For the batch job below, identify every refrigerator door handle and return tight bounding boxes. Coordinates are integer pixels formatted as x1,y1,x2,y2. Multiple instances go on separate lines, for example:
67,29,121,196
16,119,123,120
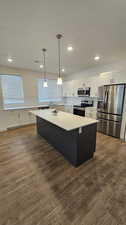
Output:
104,91,106,102
104,90,107,107
104,90,109,110
107,90,109,103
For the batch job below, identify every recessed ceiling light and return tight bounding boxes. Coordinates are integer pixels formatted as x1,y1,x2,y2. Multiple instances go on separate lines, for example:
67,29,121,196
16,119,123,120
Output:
40,64,43,68
62,68,65,72
94,55,100,61
67,46,73,51
8,58,13,63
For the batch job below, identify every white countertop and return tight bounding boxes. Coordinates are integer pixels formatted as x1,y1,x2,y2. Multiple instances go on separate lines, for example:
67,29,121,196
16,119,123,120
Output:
3,103,65,111
3,105,49,111
30,109,98,131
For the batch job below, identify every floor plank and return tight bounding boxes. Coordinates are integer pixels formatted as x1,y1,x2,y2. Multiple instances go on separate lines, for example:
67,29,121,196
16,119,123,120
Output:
0,125,126,225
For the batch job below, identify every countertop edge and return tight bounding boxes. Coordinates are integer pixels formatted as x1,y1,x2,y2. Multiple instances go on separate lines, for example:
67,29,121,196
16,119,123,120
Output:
31,109,98,131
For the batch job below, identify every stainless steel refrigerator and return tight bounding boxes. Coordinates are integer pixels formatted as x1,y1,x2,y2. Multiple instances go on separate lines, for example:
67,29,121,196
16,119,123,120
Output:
97,84,125,138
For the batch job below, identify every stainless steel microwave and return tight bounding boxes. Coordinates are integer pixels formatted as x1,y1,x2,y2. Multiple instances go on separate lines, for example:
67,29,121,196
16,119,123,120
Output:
77,88,90,96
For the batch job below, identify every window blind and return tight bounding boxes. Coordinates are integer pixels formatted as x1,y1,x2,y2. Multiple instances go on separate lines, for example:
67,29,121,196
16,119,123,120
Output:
38,78,62,102
1,75,24,104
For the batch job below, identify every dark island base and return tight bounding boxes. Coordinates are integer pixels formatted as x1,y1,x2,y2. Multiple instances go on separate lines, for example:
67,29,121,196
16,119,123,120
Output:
37,116,97,167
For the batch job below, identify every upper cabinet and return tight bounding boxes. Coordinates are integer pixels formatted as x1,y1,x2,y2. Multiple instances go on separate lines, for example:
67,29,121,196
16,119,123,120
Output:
63,79,100,98
63,81,74,97
63,80,83,97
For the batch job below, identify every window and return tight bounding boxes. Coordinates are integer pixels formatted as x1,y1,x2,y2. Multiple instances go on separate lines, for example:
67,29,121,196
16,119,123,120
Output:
38,78,62,102
1,75,24,104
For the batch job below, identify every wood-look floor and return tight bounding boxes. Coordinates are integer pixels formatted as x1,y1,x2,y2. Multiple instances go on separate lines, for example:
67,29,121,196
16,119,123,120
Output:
0,125,126,225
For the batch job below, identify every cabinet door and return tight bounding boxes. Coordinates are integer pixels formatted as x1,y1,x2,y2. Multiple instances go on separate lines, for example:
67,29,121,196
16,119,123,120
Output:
91,112,97,119
20,110,36,125
6,111,19,128
72,80,84,96
63,81,68,97
19,110,29,125
85,108,97,119
85,112,90,118
63,81,74,97
0,111,8,131
28,111,36,123
64,105,73,113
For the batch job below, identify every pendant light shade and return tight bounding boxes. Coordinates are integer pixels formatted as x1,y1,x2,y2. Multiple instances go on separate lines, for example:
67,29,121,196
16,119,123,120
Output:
56,34,63,85
57,77,63,85
42,48,48,88
43,80,48,87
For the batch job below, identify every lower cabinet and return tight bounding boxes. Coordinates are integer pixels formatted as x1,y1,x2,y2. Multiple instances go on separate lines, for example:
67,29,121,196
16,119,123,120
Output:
0,105,74,132
19,110,36,126
64,105,73,113
85,107,97,119
0,109,36,131
5,111,20,128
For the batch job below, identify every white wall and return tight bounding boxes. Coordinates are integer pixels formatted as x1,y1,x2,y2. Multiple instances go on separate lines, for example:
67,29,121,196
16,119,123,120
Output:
0,78,3,108
0,65,60,109
64,61,126,97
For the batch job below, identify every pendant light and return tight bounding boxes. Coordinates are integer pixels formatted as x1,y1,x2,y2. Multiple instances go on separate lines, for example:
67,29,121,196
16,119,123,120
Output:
42,48,48,88
56,34,63,85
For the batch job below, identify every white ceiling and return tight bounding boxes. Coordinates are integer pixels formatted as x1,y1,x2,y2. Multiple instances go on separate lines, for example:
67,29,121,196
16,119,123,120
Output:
0,0,126,75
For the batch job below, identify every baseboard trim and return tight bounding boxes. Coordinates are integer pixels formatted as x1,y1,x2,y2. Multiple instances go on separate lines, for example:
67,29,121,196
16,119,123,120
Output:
7,123,36,130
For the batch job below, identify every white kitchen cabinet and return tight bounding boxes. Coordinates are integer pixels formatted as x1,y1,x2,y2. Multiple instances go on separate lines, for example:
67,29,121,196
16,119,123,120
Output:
63,78,100,98
72,80,84,96
64,105,73,114
72,81,78,97
0,110,21,130
19,110,31,126
17,110,36,126
62,82,66,97
63,80,75,97
5,111,20,128
63,81,75,97
0,110,8,131
85,107,97,119
63,80,87,97
0,109,36,131
28,111,36,123
63,81,69,97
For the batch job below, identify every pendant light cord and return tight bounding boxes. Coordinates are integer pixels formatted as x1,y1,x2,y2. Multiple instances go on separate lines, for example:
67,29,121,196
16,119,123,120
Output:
58,38,61,78
42,48,46,81
56,34,62,79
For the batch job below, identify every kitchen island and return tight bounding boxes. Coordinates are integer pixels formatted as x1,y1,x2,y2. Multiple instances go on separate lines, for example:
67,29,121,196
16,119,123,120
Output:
31,109,98,167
